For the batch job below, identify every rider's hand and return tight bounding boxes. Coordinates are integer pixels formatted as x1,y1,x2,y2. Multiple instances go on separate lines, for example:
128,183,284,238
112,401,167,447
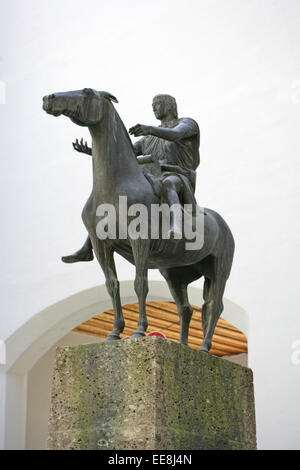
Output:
129,124,152,137
72,138,91,155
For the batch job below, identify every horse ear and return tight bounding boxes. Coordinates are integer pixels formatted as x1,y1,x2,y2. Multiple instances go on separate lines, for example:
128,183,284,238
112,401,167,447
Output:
102,91,119,104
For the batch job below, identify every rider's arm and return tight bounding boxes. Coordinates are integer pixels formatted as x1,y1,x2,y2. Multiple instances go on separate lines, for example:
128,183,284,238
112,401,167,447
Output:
129,119,199,143
149,119,198,142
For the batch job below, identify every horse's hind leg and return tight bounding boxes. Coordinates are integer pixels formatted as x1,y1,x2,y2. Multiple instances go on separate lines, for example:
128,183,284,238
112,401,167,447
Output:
160,266,201,345
90,236,125,340
201,277,211,339
200,271,226,353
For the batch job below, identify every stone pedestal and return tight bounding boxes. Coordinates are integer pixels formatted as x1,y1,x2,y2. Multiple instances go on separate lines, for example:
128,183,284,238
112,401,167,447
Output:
48,337,256,450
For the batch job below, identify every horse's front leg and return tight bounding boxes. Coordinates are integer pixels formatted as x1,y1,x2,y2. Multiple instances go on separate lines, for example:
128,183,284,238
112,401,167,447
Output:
130,239,150,338
90,235,125,340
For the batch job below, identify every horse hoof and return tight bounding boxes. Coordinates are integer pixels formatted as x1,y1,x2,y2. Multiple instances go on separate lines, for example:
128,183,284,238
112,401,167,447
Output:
130,332,146,339
200,347,210,354
105,334,121,342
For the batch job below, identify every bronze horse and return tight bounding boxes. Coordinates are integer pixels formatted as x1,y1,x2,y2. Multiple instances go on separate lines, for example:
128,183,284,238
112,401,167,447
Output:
43,88,234,353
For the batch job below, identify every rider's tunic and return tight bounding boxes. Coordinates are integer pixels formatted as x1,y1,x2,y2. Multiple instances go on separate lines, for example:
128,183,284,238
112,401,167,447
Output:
138,118,200,203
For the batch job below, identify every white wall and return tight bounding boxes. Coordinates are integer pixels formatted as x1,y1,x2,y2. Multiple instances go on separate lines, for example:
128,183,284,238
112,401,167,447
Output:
1,0,300,449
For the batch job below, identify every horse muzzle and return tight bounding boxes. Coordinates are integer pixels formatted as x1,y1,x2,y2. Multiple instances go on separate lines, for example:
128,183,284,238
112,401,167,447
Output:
42,94,62,116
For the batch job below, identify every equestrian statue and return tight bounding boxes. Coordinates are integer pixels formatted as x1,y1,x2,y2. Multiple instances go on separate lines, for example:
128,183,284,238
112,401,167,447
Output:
43,88,234,353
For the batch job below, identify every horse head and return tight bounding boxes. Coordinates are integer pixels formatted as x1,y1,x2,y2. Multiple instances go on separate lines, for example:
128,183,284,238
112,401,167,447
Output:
43,88,118,127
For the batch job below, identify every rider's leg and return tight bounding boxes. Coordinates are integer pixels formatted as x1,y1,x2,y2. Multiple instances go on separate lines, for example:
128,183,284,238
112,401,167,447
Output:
61,235,93,263
161,175,183,238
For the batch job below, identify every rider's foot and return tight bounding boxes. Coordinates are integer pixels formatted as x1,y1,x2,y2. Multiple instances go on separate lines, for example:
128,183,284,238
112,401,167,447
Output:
61,248,94,263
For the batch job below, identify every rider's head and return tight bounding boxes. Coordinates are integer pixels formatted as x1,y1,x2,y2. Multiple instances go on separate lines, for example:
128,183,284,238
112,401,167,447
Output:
152,94,178,121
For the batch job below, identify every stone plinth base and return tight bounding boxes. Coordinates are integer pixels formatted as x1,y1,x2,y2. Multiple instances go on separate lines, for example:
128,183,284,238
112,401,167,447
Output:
48,337,256,450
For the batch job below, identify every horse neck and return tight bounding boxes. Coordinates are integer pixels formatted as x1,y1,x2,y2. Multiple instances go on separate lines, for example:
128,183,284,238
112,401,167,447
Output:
89,104,144,197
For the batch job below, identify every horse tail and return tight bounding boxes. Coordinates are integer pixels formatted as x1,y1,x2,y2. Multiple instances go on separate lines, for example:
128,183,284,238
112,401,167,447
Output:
222,226,235,279
207,208,235,279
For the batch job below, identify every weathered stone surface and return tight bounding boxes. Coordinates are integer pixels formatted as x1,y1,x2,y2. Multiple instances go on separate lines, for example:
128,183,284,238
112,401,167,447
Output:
48,337,256,450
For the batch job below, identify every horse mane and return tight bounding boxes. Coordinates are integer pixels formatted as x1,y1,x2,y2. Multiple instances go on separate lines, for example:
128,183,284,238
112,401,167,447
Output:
109,103,136,156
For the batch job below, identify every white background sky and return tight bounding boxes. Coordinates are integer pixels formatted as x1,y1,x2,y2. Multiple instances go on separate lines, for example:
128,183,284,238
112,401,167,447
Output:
1,0,300,449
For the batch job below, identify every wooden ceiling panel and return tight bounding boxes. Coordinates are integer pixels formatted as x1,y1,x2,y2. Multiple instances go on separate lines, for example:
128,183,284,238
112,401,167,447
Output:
73,301,248,357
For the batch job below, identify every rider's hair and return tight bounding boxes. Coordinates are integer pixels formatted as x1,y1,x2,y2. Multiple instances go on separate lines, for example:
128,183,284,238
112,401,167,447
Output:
153,94,178,119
